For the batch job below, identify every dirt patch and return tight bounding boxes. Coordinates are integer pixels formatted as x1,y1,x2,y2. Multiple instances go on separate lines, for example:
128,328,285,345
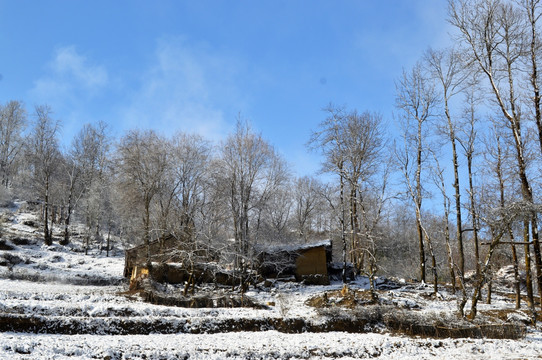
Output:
306,287,377,309
307,288,526,340
0,312,371,335
385,315,526,339
129,277,265,309
22,220,37,228
142,289,267,309
9,237,36,246
0,240,14,250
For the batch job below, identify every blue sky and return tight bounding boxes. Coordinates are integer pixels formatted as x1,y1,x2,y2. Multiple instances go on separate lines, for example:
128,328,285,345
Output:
0,0,451,176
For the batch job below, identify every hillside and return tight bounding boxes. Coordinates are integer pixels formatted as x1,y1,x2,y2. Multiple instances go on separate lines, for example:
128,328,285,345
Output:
0,202,541,359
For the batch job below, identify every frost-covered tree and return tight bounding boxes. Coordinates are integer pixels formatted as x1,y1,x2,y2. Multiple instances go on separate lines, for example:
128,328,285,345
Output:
117,129,168,265
395,62,439,283
61,122,110,246
26,105,61,246
213,119,289,290
0,100,26,188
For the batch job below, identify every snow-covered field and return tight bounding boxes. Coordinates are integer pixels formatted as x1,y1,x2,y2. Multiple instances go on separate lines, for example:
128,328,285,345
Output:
0,204,541,359
3,330,542,360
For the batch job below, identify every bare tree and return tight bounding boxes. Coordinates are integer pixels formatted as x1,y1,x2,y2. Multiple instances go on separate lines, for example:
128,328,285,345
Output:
395,62,439,283
117,129,169,266
309,105,386,280
457,83,482,280
308,105,348,282
0,100,26,188
26,105,61,246
258,184,293,243
357,161,392,300
214,119,288,290
61,122,109,246
425,47,469,282
341,110,386,273
293,176,323,241
431,153,457,292
168,133,211,244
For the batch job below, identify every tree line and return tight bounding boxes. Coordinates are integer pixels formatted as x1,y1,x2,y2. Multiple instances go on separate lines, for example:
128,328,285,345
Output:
2,0,542,321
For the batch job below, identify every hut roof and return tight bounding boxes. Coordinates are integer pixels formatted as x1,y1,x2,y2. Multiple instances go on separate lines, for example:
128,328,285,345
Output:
257,239,331,254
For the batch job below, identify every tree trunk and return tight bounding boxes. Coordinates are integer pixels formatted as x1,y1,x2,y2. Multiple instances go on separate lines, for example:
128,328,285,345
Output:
527,4,542,303
350,186,361,273
106,226,111,257
451,142,464,287
340,171,347,283
445,226,456,292
486,280,492,304
44,175,52,246
415,213,425,283
523,220,536,322
467,154,481,279
429,237,438,296
527,0,542,163
437,153,456,292
415,115,425,283
511,240,521,309
61,188,74,246
144,196,151,268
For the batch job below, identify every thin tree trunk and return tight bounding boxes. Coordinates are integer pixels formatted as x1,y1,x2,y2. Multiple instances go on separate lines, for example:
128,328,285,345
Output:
62,187,74,246
428,236,438,296
415,115,426,283
44,175,52,246
527,0,542,161
511,240,521,309
467,153,481,279
144,197,151,268
106,225,111,257
340,171,347,283
487,280,492,304
527,4,542,302
452,144,464,286
442,191,456,292
523,220,536,322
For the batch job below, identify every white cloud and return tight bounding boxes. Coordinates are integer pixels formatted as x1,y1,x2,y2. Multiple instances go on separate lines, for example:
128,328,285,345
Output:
52,46,108,89
31,46,108,105
118,36,243,141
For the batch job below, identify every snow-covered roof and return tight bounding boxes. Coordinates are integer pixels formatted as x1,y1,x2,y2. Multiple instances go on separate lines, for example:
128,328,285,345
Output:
257,239,331,254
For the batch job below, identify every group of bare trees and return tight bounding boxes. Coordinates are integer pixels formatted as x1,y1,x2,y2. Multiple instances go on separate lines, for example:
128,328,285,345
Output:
382,0,542,320
0,102,111,251
302,0,542,321
0,107,334,289
112,120,340,289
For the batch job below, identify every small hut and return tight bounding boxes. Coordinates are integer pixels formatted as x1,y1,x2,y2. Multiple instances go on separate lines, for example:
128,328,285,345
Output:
257,240,332,283
123,234,182,277
124,234,226,286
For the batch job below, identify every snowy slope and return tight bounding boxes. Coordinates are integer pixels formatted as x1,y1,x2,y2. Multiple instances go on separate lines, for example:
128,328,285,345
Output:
0,204,541,359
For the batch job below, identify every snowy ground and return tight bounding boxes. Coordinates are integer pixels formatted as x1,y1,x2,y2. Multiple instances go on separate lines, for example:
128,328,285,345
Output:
3,330,542,360
0,204,541,359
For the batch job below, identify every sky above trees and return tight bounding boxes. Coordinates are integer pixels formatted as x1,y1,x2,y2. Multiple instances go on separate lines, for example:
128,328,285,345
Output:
0,0,450,176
